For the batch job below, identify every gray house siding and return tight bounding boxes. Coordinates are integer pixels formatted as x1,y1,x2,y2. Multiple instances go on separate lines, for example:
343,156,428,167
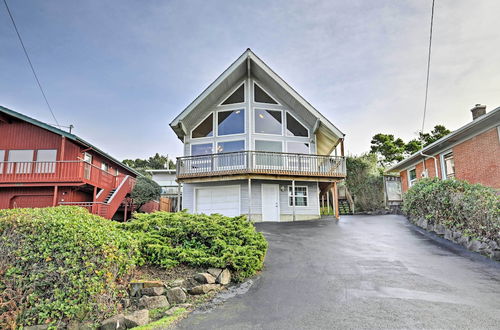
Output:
182,180,320,222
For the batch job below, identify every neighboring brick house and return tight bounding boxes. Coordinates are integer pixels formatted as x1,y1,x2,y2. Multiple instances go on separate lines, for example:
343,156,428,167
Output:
389,105,500,192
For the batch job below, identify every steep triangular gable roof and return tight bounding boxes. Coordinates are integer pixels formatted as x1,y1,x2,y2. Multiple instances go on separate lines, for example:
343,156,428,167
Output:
0,105,140,176
169,49,344,145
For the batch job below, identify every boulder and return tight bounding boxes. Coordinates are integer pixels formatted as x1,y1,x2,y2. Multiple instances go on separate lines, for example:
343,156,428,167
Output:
434,224,446,236
452,231,462,241
492,251,500,261
142,286,166,296
167,287,187,304
487,240,499,250
138,295,169,309
216,269,231,285
187,284,221,295
129,282,143,297
467,239,482,252
100,314,126,330
444,229,453,240
124,309,149,328
170,279,185,288
207,268,223,278
194,273,216,284
427,224,434,233
457,236,469,247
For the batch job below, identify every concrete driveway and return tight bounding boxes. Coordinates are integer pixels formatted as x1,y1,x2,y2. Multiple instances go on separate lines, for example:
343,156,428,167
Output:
177,215,500,329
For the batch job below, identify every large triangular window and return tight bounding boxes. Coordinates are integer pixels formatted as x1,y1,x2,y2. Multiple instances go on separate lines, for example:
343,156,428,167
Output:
286,113,308,137
192,114,213,138
221,84,245,105
254,83,278,104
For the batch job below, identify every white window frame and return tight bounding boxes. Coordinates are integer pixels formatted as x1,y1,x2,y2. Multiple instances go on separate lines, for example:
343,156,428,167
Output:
0,150,5,174
407,167,417,187
440,149,455,180
288,185,308,207
215,139,246,169
253,108,284,136
7,149,34,174
35,149,57,174
219,82,246,106
253,81,280,105
190,112,215,140
101,162,109,172
285,111,310,138
286,141,311,154
216,108,246,137
190,142,214,156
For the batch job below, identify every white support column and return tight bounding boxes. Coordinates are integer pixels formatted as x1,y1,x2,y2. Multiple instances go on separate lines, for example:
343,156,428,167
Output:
327,190,330,214
292,180,296,221
248,178,252,221
177,182,181,212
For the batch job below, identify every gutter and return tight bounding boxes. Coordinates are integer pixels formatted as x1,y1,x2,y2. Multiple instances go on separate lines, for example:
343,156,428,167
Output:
419,151,439,178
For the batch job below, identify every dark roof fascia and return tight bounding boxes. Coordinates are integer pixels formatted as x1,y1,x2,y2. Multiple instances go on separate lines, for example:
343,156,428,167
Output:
0,105,141,177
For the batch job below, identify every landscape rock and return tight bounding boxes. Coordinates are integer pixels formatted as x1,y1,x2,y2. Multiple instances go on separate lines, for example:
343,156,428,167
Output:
427,224,434,233
216,269,231,285
167,287,187,304
129,282,143,297
207,268,223,278
170,279,185,288
188,284,221,295
452,231,462,241
165,306,186,316
100,314,126,330
142,286,166,296
492,251,500,261
124,309,149,328
444,229,453,240
467,239,482,252
194,273,216,284
138,295,170,309
457,236,469,247
434,224,446,236
487,240,498,250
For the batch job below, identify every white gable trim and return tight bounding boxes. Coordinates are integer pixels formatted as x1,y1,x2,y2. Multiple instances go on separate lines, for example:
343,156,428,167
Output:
170,49,344,141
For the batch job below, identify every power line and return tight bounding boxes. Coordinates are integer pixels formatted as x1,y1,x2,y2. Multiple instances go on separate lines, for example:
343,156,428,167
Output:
2,0,60,128
421,0,435,135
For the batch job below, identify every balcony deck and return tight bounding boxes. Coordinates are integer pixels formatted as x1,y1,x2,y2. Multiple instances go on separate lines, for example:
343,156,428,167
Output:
0,160,123,190
177,151,346,181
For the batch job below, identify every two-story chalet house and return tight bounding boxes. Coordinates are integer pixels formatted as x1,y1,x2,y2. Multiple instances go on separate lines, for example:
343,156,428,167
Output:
0,106,139,219
170,49,346,221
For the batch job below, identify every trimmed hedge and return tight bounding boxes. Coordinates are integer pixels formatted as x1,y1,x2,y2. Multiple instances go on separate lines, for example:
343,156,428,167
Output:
0,207,140,329
120,211,268,282
402,178,500,241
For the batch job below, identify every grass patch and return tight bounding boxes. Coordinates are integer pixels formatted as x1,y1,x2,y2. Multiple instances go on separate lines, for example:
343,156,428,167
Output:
134,308,187,330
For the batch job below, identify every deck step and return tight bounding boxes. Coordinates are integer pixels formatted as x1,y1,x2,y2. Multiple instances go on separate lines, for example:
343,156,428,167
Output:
103,189,116,203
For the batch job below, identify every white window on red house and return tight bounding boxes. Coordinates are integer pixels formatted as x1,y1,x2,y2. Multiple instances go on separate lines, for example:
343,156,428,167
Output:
101,162,109,172
408,168,417,186
36,149,57,173
7,149,34,174
443,152,455,179
0,150,5,174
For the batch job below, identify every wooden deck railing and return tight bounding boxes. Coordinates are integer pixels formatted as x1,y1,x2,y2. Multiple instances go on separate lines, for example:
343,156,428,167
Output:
0,160,121,190
177,151,346,179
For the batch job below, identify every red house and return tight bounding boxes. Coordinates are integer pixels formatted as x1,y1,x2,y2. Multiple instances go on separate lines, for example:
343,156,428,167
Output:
0,105,139,219
389,105,500,192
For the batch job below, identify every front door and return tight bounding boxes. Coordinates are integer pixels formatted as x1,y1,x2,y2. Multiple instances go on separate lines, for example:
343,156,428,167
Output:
262,184,280,221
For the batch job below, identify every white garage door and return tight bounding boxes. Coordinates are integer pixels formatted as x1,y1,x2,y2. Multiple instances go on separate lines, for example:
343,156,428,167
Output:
195,185,240,217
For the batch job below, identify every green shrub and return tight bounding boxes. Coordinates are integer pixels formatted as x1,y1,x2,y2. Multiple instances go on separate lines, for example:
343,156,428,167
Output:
402,178,500,240
0,206,140,328
120,211,268,282
346,154,385,211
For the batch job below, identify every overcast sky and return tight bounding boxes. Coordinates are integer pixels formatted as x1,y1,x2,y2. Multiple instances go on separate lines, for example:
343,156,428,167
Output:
1,0,499,161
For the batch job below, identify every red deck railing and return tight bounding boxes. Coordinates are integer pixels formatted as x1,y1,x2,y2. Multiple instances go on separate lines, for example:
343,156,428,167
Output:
0,160,121,190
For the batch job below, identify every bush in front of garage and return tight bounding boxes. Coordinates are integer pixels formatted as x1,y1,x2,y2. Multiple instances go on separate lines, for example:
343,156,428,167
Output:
120,211,268,282
402,178,500,241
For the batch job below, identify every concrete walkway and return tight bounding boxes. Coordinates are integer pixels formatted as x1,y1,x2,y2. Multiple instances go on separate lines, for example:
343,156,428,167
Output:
177,215,500,329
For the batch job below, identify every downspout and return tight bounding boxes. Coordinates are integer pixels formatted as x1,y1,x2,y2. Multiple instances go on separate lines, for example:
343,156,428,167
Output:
419,151,439,178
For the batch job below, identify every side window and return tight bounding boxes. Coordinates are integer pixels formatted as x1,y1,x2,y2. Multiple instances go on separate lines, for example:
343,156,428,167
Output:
0,150,4,174
221,84,245,105
288,186,308,206
217,109,244,136
7,149,34,174
36,149,57,173
408,168,417,187
191,143,213,156
254,109,282,135
192,114,214,139
254,83,278,104
286,113,308,137
443,152,455,179
101,162,109,172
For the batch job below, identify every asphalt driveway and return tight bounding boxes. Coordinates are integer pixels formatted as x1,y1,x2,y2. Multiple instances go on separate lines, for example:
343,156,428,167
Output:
177,215,500,329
